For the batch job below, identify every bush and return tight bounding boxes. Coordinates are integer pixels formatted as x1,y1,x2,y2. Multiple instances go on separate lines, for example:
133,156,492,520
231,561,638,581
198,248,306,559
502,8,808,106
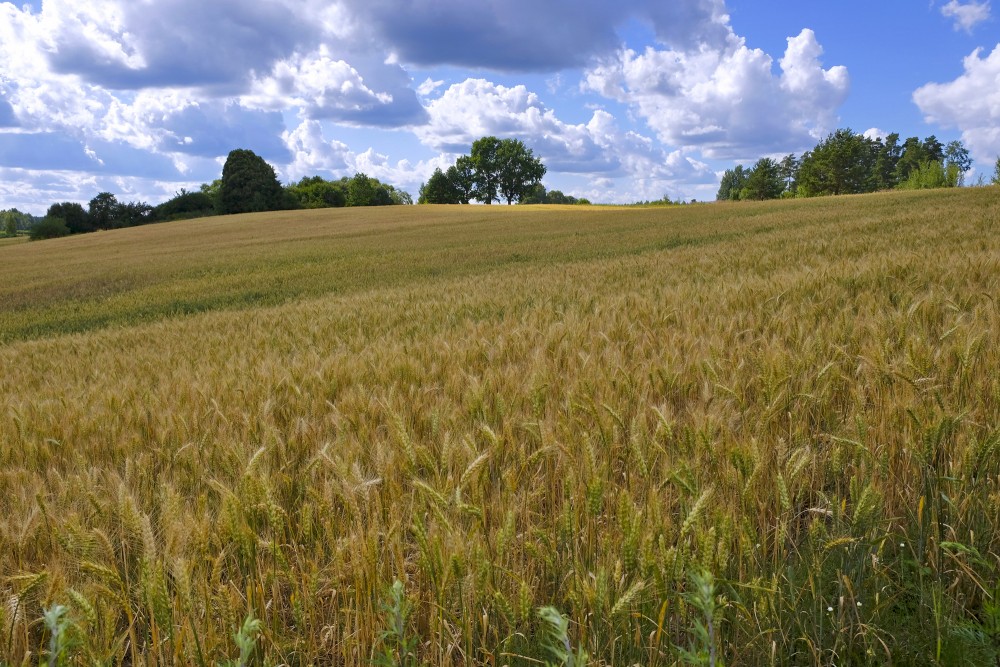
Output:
29,216,71,240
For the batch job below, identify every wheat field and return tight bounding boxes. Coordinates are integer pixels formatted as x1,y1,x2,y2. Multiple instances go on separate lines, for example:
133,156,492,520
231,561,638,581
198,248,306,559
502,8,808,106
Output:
1,189,999,665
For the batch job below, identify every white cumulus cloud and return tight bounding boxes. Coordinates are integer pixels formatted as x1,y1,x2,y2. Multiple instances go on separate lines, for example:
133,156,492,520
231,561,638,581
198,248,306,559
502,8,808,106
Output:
940,0,991,32
913,44,1000,161
583,28,848,159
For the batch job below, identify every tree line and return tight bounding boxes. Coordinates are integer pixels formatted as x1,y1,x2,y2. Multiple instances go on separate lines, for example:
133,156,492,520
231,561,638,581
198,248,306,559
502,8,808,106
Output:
718,129,1000,201
25,148,412,241
418,136,546,205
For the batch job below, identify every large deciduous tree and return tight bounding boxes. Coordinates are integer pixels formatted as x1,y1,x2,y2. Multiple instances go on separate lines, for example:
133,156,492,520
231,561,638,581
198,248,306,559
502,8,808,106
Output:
218,149,287,215
716,165,748,201
419,168,461,204
46,202,91,234
448,157,476,204
496,138,546,205
88,192,119,230
470,136,503,204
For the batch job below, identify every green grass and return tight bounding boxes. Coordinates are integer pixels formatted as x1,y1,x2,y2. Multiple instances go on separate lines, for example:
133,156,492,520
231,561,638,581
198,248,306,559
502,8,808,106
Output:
1,189,1000,665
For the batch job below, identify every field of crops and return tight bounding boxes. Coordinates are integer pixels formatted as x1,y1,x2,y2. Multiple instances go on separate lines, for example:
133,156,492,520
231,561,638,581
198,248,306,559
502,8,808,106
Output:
2,189,999,665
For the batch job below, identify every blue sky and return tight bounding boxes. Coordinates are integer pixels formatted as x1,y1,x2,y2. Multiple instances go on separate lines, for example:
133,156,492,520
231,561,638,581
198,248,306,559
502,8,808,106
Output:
1,0,998,214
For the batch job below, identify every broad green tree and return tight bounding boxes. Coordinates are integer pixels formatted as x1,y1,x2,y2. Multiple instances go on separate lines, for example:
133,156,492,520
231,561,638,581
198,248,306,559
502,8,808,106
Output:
88,192,119,229
218,149,287,215
448,158,476,204
47,202,91,234
347,173,376,206
287,176,347,209
991,157,1000,185
29,216,70,240
496,138,546,205
945,140,972,185
418,168,461,204
716,165,748,201
470,136,503,204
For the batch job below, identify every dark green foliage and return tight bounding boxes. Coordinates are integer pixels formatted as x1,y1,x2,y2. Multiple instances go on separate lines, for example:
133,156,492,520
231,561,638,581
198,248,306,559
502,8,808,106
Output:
519,183,547,204
496,138,546,205
741,157,784,200
347,173,384,206
153,189,217,221
945,141,972,185
716,165,748,201
797,129,873,196
425,138,546,205
518,186,584,205
88,192,119,229
993,157,1000,185
1,208,32,236
872,133,902,190
217,148,288,215
47,202,92,234
29,216,70,240
418,168,462,204
88,192,153,229
470,136,503,204
723,131,970,201
779,154,799,194
449,157,476,204
287,176,347,209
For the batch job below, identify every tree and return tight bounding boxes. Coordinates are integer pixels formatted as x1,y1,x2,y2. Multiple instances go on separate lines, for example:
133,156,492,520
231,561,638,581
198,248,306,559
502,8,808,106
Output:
116,201,154,227
418,168,461,204
496,138,546,205
470,136,502,204
944,140,972,185
716,165,748,201
991,157,1000,185
29,216,70,241
45,202,90,234
742,158,784,200
872,133,902,190
778,154,799,195
347,173,379,206
218,149,287,215
153,189,218,221
287,176,347,209
88,192,119,229
448,158,476,204
796,129,871,196
2,213,15,237
520,184,548,204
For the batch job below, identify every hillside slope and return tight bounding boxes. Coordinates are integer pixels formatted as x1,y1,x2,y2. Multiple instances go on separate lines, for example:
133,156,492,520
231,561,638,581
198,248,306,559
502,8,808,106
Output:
2,189,1000,665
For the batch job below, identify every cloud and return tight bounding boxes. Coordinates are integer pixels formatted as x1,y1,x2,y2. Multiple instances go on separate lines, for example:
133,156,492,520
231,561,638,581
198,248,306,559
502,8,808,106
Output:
0,97,18,127
416,78,715,188
940,0,991,32
349,0,731,71
583,28,849,159
42,0,317,89
863,127,887,141
243,49,427,126
281,119,449,195
913,44,1000,160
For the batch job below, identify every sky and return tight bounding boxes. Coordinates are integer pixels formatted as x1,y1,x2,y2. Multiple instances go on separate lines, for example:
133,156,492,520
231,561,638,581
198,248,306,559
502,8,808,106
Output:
1,0,998,214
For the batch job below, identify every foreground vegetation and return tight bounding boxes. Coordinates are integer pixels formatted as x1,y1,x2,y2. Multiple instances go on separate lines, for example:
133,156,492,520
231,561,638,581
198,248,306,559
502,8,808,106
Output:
1,189,999,665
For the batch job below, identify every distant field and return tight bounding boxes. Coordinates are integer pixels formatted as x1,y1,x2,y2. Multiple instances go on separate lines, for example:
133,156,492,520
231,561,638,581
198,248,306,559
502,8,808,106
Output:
0,235,27,247
2,189,999,665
